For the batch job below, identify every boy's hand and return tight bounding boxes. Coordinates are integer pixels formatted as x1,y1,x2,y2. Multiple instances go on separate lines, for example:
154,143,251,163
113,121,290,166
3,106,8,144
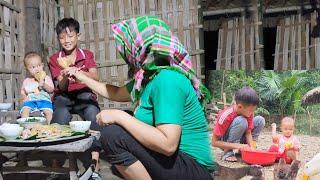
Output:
238,144,250,150
64,66,86,82
60,69,69,77
61,67,80,82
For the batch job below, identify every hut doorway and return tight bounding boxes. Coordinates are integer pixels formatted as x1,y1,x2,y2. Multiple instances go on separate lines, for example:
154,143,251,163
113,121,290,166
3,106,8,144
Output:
204,30,219,70
203,16,263,70
263,27,277,70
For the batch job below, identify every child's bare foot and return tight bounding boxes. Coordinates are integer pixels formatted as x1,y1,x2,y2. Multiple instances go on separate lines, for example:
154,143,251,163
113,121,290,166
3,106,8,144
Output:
91,151,101,179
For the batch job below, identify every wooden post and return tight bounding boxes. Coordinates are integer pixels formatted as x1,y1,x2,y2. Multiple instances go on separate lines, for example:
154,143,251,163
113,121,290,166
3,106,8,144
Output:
225,20,233,69
274,22,280,70
234,18,240,70
306,20,310,69
249,19,255,70
252,0,262,69
24,0,41,53
297,13,302,69
290,15,296,69
283,17,290,70
278,19,285,70
307,108,312,135
240,16,246,69
311,12,317,68
301,15,307,69
217,28,222,70
245,17,251,70
221,21,228,69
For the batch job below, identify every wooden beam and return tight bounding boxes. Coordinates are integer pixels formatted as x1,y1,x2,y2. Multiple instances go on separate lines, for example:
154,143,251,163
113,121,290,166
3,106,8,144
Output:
0,0,21,13
203,5,320,17
0,68,21,74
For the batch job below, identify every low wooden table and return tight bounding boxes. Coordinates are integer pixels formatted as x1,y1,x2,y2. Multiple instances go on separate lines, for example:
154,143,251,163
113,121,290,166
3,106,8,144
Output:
0,132,100,180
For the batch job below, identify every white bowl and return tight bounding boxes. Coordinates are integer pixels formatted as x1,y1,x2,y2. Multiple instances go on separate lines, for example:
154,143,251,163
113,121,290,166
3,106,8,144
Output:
0,123,23,140
0,103,12,111
69,121,91,133
17,117,47,128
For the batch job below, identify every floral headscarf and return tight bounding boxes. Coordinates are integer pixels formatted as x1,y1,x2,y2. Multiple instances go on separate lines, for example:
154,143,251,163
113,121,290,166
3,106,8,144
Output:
112,16,211,107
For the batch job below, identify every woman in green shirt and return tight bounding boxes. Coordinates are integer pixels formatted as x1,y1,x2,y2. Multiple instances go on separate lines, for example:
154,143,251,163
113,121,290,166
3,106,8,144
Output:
66,16,215,180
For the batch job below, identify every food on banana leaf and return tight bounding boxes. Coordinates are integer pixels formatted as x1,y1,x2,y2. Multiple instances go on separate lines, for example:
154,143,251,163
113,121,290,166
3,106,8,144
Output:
21,123,78,140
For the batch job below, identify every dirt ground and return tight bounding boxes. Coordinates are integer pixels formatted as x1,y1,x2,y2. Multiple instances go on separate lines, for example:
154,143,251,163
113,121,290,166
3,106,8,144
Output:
213,130,320,180
2,130,319,180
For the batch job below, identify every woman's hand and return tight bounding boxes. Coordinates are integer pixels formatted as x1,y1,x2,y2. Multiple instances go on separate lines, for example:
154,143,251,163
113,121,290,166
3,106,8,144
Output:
96,109,181,156
96,109,125,126
63,67,85,82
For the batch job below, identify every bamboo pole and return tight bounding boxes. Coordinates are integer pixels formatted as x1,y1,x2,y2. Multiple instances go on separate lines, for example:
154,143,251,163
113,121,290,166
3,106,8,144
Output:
216,28,223,70
234,18,240,70
220,21,228,69
311,12,317,68
278,19,285,70
225,19,233,69
240,16,246,69
274,23,280,70
297,13,302,69
290,15,296,69
283,17,290,70
252,0,262,69
307,108,312,134
306,21,310,69
250,19,255,70
301,15,307,69
203,5,320,16
245,18,251,70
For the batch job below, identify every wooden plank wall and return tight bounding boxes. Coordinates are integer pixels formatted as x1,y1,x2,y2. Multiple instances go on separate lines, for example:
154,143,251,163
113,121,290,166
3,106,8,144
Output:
39,0,60,66
216,16,263,70
274,12,320,70
40,0,203,110
0,0,24,120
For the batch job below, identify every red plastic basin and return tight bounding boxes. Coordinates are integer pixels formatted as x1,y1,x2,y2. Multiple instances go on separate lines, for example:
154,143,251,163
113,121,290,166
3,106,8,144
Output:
241,149,280,165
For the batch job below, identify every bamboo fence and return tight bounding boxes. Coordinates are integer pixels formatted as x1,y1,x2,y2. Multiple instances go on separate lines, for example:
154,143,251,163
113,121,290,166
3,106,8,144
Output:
0,0,24,122
40,0,203,110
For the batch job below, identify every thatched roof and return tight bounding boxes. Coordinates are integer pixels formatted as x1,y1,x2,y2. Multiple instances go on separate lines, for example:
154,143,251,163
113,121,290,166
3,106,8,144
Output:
302,87,320,105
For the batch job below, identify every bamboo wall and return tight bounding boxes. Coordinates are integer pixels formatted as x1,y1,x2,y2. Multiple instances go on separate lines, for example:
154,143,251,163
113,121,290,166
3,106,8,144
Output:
0,0,24,122
40,0,203,110
215,16,263,70
274,12,320,70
